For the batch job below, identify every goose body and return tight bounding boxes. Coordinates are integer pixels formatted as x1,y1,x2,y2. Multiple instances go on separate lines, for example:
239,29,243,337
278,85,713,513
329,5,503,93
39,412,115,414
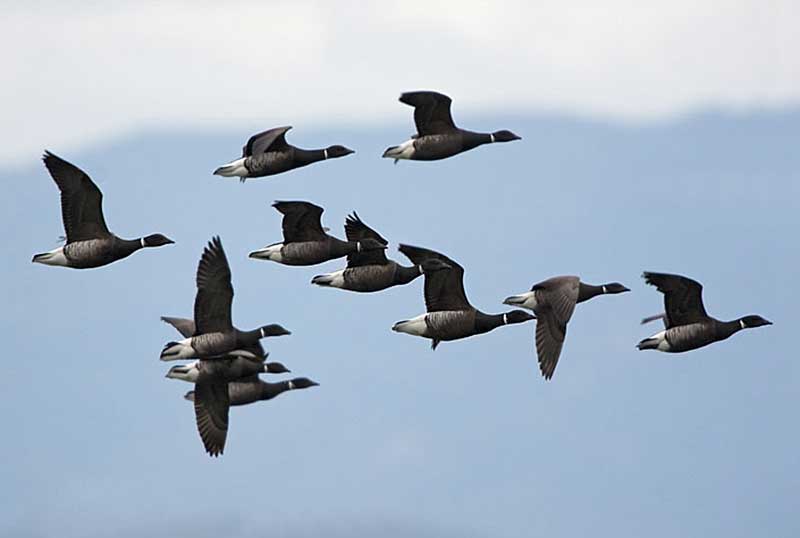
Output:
504,276,630,379
382,91,520,163
392,244,533,349
312,213,451,293
214,126,353,182
184,376,319,407
160,237,290,361
637,272,771,353
249,202,386,266
32,152,174,268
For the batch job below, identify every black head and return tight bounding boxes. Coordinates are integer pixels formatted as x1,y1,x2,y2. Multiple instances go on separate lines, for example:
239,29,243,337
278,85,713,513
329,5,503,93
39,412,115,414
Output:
265,361,291,374
739,315,772,329
492,130,521,142
260,324,291,337
289,377,320,389
326,145,355,158
143,234,175,247
603,283,630,294
504,310,536,324
359,238,388,251
420,258,452,273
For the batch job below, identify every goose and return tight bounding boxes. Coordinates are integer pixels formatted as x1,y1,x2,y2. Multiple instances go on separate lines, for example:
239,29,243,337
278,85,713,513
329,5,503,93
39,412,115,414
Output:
213,126,354,182
503,277,630,379
161,317,291,378
311,212,451,292
637,271,771,353
392,244,534,349
32,152,174,268
382,91,520,163
183,376,319,407
248,201,386,266
160,237,290,361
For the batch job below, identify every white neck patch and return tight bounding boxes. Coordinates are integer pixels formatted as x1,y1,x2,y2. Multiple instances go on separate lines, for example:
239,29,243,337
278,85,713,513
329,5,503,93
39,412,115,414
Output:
602,285,607,294
418,265,424,275
260,327,266,338
287,380,295,390
740,319,746,329
356,241,362,252
140,238,146,248
503,313,508,325
490,133,496,143
323,148,328,160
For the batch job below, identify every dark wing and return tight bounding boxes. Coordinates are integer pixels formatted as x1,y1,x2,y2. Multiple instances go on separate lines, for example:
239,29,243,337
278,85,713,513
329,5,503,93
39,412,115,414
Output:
194,237,233,334
535,312,566,381
399,91,457,136
193,380,230,457
642,272,708,327
344,212,389,267
160,316,196,338
42,151,111,243
532,276,579,325
242,126,292,156
399,244,470,311
273,201,327,243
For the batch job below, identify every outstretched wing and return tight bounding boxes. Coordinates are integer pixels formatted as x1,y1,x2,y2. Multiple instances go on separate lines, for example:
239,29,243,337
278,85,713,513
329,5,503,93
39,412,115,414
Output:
642,272,708,328
193,380,230,457
42,151,111,243
399,244,470,311
194,237,234,334
534,313,566,381
399,91,457,136
273,201,327,243
344,212,389,267
242,126,292,156
160,316,196,338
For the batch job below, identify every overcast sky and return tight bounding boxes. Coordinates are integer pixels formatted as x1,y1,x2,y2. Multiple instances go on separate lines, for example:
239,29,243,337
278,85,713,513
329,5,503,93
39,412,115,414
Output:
2,1,799,164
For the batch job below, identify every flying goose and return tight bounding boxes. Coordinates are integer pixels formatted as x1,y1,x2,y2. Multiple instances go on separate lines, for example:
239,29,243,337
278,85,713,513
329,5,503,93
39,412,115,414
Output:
32,152,174,268
160,237,290,361
392,244,534,349
637,272,771,353
382,91,520,163
503,277,630,379
249,201,386,266
183,376,319,407
213,126,354,182
311,212,451,292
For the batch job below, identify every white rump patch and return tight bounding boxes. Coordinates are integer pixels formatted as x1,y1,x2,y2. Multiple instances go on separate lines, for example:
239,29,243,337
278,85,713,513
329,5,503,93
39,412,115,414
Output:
214,157,248,178
392,313,428,337
383,139,416,161
32,246,69,267
248,243,284,262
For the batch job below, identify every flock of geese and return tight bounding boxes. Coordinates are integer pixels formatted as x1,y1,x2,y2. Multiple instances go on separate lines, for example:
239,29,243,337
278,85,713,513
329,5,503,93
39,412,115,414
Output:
31,91,772,457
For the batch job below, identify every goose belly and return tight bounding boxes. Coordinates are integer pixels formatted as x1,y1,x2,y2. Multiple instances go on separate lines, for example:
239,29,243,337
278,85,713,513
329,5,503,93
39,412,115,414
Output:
246,151,295,177
63,239,116,268
191,332,238,358
280,241,335,266
412,135,464,160
343,265,397,292
665,323,717,352
425,310,476,341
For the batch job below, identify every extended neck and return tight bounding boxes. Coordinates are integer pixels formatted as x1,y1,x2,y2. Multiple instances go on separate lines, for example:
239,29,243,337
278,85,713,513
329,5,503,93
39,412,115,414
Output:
577,283,606,303
116,237,145,258
294,148,327,166
717,319,745,340
236,328,264,346
474,311,506,334
462,131,494,151
395,264,423,285
259,380,293,401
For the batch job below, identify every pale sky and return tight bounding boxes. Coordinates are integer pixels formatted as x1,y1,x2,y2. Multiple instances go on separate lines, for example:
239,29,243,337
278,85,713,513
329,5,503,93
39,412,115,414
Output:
2,1,799,164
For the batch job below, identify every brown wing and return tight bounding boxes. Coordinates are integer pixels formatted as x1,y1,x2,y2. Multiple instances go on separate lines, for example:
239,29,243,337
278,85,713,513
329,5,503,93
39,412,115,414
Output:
534,312,566,380
532,276,580,325
344,212,389,267
399,244,470,312
193,380,230,457
242,126,292,156
273,201,327,243
160,316,196,338
399,91,458,136
42,151,111,242
194,237,233,334
643,272,708,328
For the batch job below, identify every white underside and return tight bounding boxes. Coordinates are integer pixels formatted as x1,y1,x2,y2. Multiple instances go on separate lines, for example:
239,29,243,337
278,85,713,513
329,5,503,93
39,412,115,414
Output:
166,360,200,383
311,269,346,288
504,291,538,311
249,242,284,262
160,337,195,361
383,139,416,161
32,245,69,267
647,330,672,352
214,157,248,177
392,313,428,336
